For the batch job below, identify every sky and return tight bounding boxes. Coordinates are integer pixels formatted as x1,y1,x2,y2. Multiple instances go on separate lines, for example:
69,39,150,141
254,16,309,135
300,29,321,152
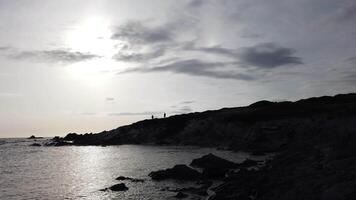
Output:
0,0,355,137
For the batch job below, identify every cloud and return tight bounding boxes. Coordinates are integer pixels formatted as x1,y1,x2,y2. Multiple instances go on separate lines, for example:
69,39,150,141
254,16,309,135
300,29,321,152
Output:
238,43,303,68
334,2,356,22
0,93,22,98
8,49,100,63
172,106,193,114
81,112,97,116
180,100,195,104
188,0,205,8
347,56,356,64
111,21,174,45
112,46,165,62
105,97,115,101
120,59,254,80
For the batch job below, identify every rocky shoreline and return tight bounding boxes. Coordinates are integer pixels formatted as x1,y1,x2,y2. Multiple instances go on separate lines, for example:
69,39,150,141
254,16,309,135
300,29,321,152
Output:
48,93,356,199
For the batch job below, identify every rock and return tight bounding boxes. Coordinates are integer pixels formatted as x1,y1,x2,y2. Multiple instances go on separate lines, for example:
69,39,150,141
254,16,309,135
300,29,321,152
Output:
30,143,41,147
109,183,129,191
175,192,188,199
63,133,79,141
202,167,228,179
28,135,43,139
149,164,202,181
190,154,236,170
236,159,258,168
115,176,145,182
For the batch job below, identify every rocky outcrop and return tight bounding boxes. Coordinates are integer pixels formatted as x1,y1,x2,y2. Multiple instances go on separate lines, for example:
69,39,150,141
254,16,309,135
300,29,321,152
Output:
190,153,238,179
115,176,145,182
191,153,236,169
57,93,356,153
101,183,129,192
149,165,202,181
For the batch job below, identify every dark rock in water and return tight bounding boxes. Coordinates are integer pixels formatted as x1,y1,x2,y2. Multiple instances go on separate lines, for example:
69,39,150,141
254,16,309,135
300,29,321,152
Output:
63,133,79,141
202,167,229,179
115,176,145,182
236,159,258,168
30,143,41,147
149,164,202,181
109,183,129,191
28,135,43,139
190,154,236,170
175,192,188,199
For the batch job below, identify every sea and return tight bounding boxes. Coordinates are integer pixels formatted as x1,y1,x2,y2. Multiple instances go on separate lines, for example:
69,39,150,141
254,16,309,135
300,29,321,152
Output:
0,138,265,200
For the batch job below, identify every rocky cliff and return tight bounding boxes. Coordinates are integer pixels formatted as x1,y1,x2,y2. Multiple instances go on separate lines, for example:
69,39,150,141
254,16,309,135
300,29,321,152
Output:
58,93,356,200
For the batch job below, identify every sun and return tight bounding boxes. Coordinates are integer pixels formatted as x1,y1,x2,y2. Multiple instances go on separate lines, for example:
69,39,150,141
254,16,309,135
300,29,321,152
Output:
63,16,121,84
64,16,115,56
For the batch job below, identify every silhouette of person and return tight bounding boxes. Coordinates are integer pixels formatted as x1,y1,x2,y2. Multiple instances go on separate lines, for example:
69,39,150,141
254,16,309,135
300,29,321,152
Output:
164,113,166,118
151,115,154,119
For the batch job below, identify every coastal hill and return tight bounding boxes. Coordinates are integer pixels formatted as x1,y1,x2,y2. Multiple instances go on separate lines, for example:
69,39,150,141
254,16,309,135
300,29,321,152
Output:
62,93,356,152
57,93,356,199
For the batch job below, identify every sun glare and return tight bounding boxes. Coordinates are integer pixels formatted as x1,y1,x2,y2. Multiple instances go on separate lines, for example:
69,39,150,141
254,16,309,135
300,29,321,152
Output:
64,17,115,56
63,16,120,84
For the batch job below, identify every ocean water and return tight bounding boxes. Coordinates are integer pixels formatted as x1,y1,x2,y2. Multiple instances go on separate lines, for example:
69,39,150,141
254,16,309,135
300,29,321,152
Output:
0,138,262,200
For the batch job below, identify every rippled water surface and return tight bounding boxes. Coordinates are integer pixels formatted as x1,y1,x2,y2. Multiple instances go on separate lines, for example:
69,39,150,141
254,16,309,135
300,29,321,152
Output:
0,138,261,200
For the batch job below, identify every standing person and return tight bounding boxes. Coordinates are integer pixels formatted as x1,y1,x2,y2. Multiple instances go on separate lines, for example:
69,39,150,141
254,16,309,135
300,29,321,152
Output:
164,113,166,118
151,115,154,119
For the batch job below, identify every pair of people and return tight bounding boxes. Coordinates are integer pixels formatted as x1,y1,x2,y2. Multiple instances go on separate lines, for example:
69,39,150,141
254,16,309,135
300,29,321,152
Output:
151,113,166,119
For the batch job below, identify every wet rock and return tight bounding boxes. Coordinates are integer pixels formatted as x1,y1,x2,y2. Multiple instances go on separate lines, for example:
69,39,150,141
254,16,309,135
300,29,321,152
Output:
109,183,129,191
190,154,236,170
202,167,228,179
115,176,145,182
236,159,258,168
175,192,188,199
30,143,41,147
149,164,202,181
28,135,43,139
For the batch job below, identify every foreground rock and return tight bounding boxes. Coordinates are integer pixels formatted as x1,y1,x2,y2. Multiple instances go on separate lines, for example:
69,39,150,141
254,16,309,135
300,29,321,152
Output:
190,154,238,179
149,165,202,181
115,176,145,182
101,183,129,192
191,154,236,169
236,159,259,168
28,135,43,139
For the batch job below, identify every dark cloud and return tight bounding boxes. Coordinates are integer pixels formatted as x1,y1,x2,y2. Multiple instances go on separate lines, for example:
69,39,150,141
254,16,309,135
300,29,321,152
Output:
185,44,238,58
111,21,174,44
9,49,100,63
172,106,193,114
347,56,356,64
180,100,195,104
120,59,254,81
239,43,303,68
112,47,165,62
188,0,205,8
335,2,356,22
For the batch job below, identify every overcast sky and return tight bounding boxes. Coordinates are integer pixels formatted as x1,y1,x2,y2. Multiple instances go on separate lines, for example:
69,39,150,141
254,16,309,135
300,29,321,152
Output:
0,0,355,137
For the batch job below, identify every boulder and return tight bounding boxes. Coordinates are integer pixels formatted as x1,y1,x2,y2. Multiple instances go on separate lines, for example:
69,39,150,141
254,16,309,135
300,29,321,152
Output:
190,154,236,170
236,159,258,168
202,167,229,179
109,183,129,191
149,164,202,181
115,176,145,182
175,192,188,198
